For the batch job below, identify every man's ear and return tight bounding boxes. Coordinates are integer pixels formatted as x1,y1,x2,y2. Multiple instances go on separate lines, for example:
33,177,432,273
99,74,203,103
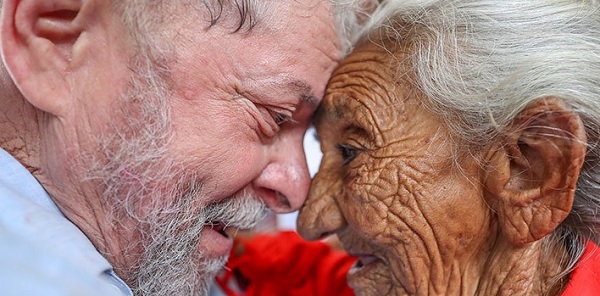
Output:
1,0,83,115
483,97,587,246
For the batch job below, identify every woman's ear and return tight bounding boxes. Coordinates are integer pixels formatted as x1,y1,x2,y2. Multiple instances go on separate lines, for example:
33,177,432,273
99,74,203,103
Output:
0,0,83,115
483,97,587,246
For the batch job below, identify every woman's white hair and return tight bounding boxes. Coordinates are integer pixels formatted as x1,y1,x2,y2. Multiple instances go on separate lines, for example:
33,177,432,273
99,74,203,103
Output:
359,0,600,282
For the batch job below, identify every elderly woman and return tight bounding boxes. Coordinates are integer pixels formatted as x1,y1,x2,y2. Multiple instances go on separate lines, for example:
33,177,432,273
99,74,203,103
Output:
217,0,600,295
296,0,600,295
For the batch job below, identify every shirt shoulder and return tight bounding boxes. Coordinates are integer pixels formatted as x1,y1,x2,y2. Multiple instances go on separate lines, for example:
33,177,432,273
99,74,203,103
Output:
0,228,123,296
0,148,132,296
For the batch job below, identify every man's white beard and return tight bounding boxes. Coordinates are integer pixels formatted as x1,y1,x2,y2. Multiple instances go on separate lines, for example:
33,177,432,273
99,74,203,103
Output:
133,187,267,295
86,54,268,295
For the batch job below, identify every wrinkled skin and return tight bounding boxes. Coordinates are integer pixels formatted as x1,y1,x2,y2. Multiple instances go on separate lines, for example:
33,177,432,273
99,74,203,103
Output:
298,37,491,296
297,36,582,295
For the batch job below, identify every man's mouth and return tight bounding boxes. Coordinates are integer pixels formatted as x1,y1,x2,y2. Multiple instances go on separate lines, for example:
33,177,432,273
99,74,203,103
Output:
206,222,230,238
199,221,238,259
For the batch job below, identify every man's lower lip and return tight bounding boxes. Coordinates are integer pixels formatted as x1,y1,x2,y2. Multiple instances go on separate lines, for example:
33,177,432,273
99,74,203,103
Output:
198,227,234,258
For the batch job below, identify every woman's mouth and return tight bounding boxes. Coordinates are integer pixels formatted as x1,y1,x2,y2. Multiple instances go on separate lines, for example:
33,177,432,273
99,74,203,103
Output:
355,255,378,268
348,254,384,277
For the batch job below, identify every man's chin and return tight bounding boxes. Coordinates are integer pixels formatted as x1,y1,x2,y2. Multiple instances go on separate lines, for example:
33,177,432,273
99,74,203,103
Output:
132,246,226,295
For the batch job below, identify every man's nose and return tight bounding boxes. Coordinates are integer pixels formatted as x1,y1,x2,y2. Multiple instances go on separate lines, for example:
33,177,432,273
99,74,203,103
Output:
297,171,346,241
252,142,311,213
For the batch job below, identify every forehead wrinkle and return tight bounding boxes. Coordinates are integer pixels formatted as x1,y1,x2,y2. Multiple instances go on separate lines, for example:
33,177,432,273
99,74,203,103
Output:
322,55,400,113
312,89,375,144
342,92,401,149
313,62,395,137
313,93,345,127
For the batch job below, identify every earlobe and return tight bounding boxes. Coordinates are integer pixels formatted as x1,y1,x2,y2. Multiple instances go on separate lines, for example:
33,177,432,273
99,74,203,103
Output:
484,97,587,246
0,0,82,115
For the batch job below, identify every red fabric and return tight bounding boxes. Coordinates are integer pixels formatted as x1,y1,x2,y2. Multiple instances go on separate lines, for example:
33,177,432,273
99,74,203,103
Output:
216,233,600,296
561,241,600,296
215,231,356,296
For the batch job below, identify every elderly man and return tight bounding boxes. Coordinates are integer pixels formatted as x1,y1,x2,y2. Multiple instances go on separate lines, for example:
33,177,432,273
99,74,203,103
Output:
0,0,350,295
294,0,600,295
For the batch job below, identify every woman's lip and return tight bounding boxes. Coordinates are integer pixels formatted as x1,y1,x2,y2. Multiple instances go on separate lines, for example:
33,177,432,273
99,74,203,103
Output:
348,254,384,277
357,255,379,266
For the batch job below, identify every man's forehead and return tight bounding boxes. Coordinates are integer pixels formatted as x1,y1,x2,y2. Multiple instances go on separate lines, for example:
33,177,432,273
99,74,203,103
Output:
239,76,319,105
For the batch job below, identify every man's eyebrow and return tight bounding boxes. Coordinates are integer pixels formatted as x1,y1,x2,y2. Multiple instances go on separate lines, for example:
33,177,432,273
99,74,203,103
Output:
286,79,318,104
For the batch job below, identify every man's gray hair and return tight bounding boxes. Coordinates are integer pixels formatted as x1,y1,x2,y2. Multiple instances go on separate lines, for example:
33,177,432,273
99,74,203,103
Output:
360,0,600,281
112,0,380,55
0,0,379,54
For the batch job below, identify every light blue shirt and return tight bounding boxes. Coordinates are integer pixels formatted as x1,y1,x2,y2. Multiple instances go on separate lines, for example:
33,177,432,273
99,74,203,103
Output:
0,149,133,296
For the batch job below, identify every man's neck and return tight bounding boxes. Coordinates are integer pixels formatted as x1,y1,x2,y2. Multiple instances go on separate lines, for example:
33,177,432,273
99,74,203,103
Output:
0,71,137,283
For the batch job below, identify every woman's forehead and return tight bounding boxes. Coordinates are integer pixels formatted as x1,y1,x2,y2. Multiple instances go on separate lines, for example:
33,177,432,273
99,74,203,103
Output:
316,42,414,125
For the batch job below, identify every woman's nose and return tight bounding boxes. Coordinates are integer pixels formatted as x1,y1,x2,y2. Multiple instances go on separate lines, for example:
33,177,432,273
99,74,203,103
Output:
297,172,346,240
